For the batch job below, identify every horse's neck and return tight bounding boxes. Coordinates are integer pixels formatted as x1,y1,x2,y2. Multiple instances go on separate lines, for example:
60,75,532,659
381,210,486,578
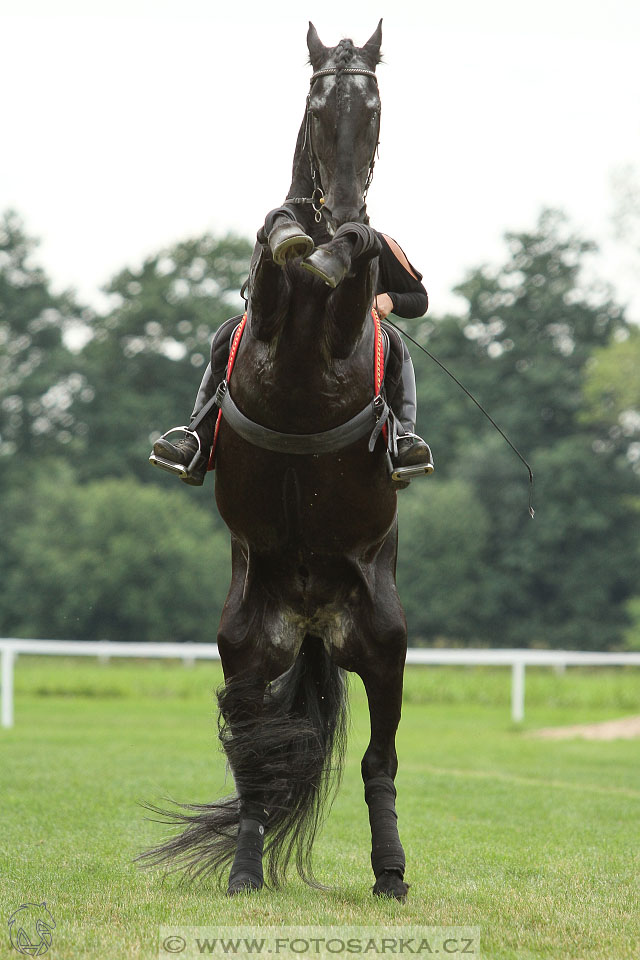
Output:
240,308,375,426
286,112,312,200
276,292,374,382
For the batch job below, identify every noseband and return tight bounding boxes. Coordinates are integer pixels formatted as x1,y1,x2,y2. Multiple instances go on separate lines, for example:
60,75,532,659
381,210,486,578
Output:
289,67,381,221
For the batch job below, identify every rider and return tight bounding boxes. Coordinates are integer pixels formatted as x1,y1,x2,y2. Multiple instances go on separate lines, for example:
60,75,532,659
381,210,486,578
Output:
150,230,433,486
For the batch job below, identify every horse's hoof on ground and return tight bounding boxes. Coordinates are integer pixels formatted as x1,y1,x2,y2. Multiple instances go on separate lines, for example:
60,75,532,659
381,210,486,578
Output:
226,877,263,897
301,248,348,288
372,870,409,902
269,223,314,265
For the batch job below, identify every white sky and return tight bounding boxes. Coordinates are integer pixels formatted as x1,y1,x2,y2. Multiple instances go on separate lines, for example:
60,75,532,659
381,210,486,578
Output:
2,0,639,319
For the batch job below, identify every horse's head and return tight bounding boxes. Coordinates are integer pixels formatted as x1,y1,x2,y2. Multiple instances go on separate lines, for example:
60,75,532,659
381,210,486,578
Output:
305,21,382,231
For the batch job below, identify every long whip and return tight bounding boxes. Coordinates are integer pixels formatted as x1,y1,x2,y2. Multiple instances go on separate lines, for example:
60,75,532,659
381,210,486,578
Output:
384,317,535,518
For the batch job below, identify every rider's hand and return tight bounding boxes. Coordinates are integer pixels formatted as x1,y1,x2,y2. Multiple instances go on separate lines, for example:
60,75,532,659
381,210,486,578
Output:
374,293,394,319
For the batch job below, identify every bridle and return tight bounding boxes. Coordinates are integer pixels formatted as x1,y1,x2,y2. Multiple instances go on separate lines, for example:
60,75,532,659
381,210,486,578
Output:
288,67,381,222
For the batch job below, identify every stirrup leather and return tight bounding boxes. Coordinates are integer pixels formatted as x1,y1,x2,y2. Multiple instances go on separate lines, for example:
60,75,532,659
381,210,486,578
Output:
148,427,204,478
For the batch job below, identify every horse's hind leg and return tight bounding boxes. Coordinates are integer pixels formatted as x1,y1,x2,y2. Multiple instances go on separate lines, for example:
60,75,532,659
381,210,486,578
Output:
357,616,409,901
216,669,270,896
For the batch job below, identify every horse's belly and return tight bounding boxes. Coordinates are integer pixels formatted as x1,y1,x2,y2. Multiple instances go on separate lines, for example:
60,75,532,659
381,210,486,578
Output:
214,444,396,554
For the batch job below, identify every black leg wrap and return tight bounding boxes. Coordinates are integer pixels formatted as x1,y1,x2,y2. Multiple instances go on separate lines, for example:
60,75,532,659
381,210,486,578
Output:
332,223,381,261
257,205,299,243
227,804,268,896
364,775,406,877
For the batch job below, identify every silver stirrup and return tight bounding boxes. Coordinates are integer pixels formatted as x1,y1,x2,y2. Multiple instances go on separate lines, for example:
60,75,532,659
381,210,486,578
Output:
389,435,435,482
148,426,203,478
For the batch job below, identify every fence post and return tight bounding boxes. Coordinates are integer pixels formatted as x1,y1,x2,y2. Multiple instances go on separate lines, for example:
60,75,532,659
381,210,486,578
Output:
1,646,15,729
511,661,525,723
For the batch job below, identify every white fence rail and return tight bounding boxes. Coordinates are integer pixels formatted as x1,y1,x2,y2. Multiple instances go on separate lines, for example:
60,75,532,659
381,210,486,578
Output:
2,638,640,729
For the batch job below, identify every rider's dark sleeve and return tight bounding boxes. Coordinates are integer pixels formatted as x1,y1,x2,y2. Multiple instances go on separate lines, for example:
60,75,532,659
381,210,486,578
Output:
376,233,428,319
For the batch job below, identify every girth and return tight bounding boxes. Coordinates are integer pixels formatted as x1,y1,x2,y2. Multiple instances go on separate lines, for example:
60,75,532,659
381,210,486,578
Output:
216,381,389,455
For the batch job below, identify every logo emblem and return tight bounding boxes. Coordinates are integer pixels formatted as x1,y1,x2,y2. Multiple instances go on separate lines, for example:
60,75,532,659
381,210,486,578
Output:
8,903,55,956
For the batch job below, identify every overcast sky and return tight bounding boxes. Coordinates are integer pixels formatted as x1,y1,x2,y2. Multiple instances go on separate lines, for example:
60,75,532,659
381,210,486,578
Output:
2,0,639,319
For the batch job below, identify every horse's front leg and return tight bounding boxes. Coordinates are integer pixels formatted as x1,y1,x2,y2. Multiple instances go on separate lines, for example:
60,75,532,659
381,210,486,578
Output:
356,599,409,901
301,222,381,290
218,669,270,895
301,223,381,357
248,205,314,342
259,205,314,266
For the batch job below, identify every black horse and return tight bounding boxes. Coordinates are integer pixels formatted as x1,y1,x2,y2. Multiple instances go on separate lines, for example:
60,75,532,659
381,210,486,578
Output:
142,21,410,902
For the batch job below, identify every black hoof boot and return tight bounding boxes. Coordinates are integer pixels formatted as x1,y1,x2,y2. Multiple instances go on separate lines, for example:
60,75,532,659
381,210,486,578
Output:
372,869,409,902
227,875,263,896
301,247,349,288
268,222,314,266
390,435,434,483
149,430,208,486
226,813,265,896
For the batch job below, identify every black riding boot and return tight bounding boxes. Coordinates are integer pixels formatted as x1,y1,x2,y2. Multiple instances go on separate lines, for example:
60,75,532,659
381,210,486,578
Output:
149,316,241,485
389,341,434,482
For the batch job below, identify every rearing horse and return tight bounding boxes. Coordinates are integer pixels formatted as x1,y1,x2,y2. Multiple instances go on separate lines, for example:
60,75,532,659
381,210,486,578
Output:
142,21,410,902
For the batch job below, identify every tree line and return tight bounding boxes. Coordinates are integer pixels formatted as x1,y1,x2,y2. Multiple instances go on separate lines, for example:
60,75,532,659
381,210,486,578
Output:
1,208,639,649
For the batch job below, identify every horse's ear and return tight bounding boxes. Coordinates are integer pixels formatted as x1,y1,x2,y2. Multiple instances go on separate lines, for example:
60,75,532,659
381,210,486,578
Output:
361,19,383,66
307,22,326,67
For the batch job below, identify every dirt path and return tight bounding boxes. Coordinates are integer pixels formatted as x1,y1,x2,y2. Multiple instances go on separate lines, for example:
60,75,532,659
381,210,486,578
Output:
532,715,640,740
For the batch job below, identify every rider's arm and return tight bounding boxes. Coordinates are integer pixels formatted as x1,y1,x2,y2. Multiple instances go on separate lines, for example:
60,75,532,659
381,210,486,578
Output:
376,234,428,319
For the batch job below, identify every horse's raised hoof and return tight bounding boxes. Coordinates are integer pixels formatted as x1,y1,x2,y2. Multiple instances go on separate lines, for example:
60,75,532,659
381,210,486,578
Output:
269,222,314,266
226,875,263,897
301,247,349,288
372,869,409,902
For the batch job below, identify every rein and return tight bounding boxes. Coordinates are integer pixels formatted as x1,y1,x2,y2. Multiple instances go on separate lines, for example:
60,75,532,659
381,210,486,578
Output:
288,66,381,222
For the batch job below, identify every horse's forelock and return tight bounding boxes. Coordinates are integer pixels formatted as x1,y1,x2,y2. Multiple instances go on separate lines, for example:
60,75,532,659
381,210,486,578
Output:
335,39,356,67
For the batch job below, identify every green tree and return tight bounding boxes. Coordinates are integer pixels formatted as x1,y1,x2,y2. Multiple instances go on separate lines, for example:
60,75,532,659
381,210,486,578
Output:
406,210,639,648
451,209,623,449
0,465,231,642
581,311,640,650
75,233,253,482
582,326,640,461
397,479,490,643
0,211,90,468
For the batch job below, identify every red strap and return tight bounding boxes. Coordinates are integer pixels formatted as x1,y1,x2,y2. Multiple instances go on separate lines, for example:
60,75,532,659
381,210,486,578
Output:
209,310,385,469
208,314,248,469
372,308,387,442
372,308,384,396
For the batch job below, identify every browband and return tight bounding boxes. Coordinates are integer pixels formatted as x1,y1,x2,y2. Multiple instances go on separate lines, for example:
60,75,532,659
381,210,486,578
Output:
310,68,378,84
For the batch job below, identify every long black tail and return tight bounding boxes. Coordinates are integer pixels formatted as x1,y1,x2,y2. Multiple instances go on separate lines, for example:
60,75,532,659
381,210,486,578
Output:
137,635,348,887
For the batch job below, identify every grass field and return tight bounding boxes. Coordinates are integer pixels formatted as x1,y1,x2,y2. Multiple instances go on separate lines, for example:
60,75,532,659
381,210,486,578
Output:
2,658,639,960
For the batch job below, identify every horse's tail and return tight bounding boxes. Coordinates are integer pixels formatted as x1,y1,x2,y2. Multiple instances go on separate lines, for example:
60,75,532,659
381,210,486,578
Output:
137,634,348,887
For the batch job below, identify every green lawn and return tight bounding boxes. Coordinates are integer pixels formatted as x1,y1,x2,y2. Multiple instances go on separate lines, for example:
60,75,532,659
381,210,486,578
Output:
2,659,639,959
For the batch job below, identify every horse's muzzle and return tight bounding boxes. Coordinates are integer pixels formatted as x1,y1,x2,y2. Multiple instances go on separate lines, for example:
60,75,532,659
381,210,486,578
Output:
322,202,367,233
